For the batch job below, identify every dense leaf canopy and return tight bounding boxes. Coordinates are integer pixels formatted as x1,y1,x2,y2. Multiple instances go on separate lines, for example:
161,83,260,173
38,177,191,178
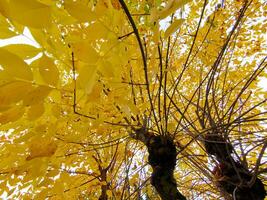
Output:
0,0,266,199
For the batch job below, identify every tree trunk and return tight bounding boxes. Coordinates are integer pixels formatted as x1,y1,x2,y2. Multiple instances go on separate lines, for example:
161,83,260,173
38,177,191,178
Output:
132,128,186,200
151,165,186,200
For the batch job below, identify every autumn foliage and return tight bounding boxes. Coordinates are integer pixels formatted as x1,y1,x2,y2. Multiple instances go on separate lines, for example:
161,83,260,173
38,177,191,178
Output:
0,0,266,199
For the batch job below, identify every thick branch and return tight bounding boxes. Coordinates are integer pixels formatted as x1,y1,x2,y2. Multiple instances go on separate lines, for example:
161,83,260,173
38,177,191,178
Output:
132,127,186,200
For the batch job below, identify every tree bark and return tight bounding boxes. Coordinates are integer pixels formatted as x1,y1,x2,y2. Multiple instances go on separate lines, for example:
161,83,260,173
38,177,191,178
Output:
151,165,186,200
132,128,186,200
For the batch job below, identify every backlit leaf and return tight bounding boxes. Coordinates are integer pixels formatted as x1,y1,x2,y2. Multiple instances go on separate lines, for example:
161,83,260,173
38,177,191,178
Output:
27,103,45,120
0,27,16,39
0,0,9,17
0,15,16,39
9,0,51,28
53,180,65,194
159,0,191,20
27,137,57,160
64,0,95,22
23,85,52,105
2,44,40,59
0,81,33,105
85,22,109,40
0,106,24,124
0,1,266,199
86,82,102,102
164,19,184,39
72,42,100,64
38,55,59,86
77,64,98,94
111,0,121,10
0,48,33,80
98,60,115,77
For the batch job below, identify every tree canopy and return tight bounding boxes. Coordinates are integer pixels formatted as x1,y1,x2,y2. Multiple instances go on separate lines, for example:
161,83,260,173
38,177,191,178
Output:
0,0,266,199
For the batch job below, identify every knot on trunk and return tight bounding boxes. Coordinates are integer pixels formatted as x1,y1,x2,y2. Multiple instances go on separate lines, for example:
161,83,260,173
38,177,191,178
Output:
213,161,266,200
147,136,177,170
204,132,233,161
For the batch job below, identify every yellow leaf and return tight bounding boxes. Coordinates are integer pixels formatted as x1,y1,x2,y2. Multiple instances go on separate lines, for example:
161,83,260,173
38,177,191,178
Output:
0,0,9,17
2,44,40,59
53,181,65,194
0,26,16,39
27,103,44,120
159,0,191,20
34,124,47,133
107,190,113,197
152,21,160,44
99,181,107,186
0,81,33,105
35,0,54,6
9,0,51,28
23,85,52,105
86,82,102,102
35,189,49,199
0,106,24,125
0,105,10,112
0,48,33,81
38,55,59,86
0,181,8,196
27,137,57,160
28,28,46,46
64,0,95,22
49,90,61,103
0,15,17,39
98,60,115,77
164,19,184,39
129,173,139,185
72,42,100,64
85,22,109,40
95,1,108,18
111,0,121,10
51,104,61,118
77,64,98,94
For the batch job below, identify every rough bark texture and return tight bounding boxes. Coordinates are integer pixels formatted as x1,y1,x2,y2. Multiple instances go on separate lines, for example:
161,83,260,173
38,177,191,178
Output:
132,128,186,200
150,165,186,200
204,132,266,200
204,133,233,161
147,136,186,200
213,160,266,200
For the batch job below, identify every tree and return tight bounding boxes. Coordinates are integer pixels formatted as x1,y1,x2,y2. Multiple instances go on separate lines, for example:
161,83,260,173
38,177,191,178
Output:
0,0,266,199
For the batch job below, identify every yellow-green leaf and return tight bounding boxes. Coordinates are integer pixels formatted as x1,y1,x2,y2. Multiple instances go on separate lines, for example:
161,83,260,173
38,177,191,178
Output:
52,180,65,194
0,106,24,125
0,48,33,80
0,0,9,17
72,42,100,64
159,0,191,20
164,19,184,39
51,104,61,118
77,64,98,94
86,82,102,102
0,81,33,105
0,27,17,39
23,85,52,105
27,137,57,160
2,44,40,59
64,0,95,22
38,55,59,86
0,15,17,39
85,22,108,40
27,103,44,120
9,0,51,28
99,60,115,77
